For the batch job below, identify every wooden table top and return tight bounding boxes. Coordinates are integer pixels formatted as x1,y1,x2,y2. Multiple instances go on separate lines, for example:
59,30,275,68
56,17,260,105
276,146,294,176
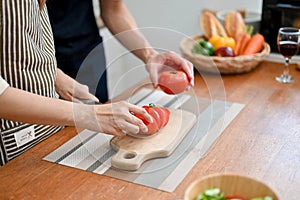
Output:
1,61,299,200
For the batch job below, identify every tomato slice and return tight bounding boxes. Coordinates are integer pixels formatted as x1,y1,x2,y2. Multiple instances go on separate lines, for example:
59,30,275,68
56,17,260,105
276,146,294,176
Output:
162,108,170,127
149,108,162,129
152,107,167,128
134,112,159,135
141,119,159,135
133,103,170,134
134,113,148,125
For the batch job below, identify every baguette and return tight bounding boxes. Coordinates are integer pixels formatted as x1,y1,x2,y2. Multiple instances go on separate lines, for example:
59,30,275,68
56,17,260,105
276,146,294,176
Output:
200,11,227,38
224,11,246,41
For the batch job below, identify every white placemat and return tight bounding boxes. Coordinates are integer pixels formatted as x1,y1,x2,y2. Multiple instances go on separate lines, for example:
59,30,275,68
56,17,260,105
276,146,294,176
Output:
43,88,244,192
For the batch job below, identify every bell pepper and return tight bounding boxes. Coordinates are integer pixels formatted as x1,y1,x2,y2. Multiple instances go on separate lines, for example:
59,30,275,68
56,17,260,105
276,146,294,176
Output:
192,38,215,56
208,35,236,51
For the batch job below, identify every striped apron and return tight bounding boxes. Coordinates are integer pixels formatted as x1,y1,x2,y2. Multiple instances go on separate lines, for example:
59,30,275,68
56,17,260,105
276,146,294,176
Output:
0,0,63,165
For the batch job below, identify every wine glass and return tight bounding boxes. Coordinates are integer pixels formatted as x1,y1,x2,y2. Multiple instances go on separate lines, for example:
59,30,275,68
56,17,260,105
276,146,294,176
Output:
276,27,300,83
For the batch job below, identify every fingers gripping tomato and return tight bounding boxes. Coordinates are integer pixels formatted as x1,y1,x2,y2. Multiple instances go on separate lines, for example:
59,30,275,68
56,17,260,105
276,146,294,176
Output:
134,103,170,135
147,107,163,128
158,70,189,95
134,112,158,135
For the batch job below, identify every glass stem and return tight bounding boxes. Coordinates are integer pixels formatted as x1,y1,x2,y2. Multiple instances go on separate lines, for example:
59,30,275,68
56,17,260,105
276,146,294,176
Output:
284,57,290,76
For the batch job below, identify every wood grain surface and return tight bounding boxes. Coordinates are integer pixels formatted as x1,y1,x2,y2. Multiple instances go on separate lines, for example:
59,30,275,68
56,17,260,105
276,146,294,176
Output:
0,61,299,200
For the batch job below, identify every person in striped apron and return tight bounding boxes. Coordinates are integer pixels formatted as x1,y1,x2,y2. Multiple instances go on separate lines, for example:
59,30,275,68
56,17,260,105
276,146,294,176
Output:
0,0,153,166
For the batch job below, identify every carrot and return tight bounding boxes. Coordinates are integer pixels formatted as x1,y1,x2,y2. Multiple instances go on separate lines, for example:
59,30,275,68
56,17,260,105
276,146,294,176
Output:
234,33,250,56
234,33,244,55
238,34,251,55
234,25,254,56
241,33,265,55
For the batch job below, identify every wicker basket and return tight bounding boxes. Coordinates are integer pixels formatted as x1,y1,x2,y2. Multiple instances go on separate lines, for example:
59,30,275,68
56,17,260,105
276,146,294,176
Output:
180,35,271,74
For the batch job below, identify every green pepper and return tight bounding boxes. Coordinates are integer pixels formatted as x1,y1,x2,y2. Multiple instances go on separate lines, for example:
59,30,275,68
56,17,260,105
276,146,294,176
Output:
192,38,215,56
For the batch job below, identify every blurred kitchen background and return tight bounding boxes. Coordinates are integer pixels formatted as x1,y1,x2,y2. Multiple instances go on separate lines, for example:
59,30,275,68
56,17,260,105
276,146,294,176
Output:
92,0,300,98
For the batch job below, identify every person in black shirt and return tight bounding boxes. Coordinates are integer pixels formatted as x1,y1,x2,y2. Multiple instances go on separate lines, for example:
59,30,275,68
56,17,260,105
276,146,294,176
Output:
47,0,194,103
47,0,108,103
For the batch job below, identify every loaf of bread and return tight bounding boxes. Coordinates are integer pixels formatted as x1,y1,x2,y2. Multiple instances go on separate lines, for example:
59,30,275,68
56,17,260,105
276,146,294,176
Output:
200,11,227,39
224,11,246,40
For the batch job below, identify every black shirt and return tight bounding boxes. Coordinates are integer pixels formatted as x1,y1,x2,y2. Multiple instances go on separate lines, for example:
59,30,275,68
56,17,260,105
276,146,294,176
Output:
46,0,108,103
47,0,102,60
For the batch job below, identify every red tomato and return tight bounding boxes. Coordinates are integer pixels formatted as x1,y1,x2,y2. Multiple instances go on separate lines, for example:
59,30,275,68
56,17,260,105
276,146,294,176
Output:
148,108,162,129
153,107,170,127
158,70,189,95
142,119,159,135
134,112,159,135
162,108,170,126
134,103,170,135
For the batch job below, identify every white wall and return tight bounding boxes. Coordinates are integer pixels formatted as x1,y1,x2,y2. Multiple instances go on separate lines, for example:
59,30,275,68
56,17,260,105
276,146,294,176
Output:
97,0,263,98
100,28,147,99
124,0,262,37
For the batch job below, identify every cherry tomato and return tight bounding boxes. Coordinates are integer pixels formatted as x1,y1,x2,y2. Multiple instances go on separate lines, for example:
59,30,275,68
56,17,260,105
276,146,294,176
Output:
158,70,189,95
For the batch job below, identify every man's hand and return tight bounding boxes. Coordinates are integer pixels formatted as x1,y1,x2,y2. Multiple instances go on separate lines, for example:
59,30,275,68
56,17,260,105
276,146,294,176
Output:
55,68,99,103
145,51,194,88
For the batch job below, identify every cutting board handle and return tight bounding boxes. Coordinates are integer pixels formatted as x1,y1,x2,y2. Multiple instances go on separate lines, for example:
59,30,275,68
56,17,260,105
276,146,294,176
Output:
111,149,146,171
110,109,197,171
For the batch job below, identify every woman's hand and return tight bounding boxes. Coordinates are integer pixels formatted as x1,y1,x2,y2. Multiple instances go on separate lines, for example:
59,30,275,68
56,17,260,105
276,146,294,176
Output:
55,68,99,103
75,101,153,137
145,51,194,88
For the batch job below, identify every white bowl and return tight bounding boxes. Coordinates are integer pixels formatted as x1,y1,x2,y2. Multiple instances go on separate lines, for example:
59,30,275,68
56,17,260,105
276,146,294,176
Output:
216,10,261,33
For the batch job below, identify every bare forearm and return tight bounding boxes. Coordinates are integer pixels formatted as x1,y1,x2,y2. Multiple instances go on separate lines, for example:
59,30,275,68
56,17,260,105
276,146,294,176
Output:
0,87,152,137
100,0,157,63
0,87,75,126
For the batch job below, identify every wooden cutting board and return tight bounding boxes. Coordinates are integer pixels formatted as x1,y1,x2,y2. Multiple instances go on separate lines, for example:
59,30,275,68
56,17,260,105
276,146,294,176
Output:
110,109,196,171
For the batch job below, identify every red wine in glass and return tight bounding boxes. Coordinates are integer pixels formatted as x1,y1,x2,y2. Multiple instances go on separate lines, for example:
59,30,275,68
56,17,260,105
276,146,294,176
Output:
276,27,300,83
278,41,299,58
